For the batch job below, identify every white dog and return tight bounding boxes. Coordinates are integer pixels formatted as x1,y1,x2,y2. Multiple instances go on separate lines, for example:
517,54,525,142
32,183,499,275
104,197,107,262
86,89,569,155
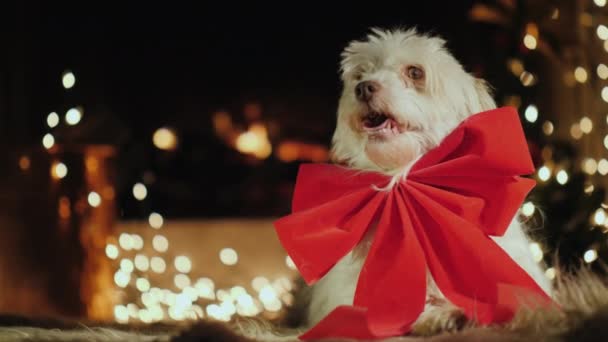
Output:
247,27,552,341
306,27,552,334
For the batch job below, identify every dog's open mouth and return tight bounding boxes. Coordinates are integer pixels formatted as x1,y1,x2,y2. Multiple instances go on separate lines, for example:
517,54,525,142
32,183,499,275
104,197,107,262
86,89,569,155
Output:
361,112,403,139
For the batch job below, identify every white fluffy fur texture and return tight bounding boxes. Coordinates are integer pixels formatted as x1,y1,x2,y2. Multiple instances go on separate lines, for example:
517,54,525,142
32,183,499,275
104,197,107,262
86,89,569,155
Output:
306,27,552,331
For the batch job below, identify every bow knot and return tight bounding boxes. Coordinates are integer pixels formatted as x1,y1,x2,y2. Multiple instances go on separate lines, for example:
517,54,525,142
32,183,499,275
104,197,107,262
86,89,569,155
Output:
274,107,553,339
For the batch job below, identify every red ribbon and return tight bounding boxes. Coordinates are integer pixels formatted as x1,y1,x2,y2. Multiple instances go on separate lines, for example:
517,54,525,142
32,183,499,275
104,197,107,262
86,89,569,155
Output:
274,107,554,339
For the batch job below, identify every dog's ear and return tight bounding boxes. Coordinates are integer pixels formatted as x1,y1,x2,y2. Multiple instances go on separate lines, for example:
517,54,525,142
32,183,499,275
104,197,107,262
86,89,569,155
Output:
473,78,497,112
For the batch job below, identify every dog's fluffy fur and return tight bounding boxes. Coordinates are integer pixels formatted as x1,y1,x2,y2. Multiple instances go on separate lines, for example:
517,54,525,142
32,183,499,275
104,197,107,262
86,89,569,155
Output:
304,27,552,333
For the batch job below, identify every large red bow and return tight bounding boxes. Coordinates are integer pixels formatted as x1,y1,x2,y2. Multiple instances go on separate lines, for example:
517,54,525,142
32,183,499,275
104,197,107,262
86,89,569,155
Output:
274,107,554,339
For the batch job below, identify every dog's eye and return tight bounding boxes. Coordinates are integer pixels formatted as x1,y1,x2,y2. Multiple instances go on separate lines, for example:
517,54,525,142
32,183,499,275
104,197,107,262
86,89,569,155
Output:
406,66,424,80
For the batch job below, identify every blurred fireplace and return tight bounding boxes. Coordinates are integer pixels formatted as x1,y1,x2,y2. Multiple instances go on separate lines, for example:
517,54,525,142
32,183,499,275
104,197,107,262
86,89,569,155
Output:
0,145,116,320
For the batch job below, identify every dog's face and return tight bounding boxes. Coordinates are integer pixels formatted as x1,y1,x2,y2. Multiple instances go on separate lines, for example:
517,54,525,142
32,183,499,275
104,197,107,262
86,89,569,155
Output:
331,28,496,175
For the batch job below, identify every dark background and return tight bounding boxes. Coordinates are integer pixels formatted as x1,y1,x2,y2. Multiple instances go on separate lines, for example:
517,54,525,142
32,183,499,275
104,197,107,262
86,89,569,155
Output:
1,1,507,219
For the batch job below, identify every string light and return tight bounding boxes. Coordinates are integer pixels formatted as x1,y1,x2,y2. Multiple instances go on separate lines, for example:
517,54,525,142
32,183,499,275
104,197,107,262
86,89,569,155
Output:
520,71,536,87
131,234,144,250
556,170,569,185
47,112,60,128
114,270,131,288
595,0,606,7
597,25,608,40
524,104,538,122
598,159,608,175
136,278,151,292
521,202,535,217
523,34,537,50
580,116,593,133
598,64,608,79
105,244,119,259
538,166,551,181
148,212,164,229
51,162,68,180
87,191,101,207
174,256,192,273
174,274,191,289
42,133,55,149
153,127,178,151
219,248,238,266
545,267,556,280
152,235,169,253
133,183,148,201
65,107,82,125
583,158,598,175
134,254,150,272
114,305,129,323
150,256,166,273
570,124,583,139
542,121,554,135
62,71,76,89
119,233,134,250
594,208,607,225
574,67,588,83
584,249,598,263
120,259,135,273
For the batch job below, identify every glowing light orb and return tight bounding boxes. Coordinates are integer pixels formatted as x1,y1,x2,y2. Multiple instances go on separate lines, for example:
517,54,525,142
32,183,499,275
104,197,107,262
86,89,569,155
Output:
153,127,178,151
219,248,238,266
87,191,101,207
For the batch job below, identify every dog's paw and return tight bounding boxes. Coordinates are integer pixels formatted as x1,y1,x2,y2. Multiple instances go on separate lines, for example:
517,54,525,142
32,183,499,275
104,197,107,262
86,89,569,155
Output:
410,304,470,336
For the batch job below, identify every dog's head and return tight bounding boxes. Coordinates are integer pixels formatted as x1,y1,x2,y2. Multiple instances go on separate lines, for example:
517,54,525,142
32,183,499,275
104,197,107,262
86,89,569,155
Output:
331,28,496,175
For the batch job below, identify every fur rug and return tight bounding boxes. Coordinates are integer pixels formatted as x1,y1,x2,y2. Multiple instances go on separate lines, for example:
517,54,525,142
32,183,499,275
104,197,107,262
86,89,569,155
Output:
1,269,608,341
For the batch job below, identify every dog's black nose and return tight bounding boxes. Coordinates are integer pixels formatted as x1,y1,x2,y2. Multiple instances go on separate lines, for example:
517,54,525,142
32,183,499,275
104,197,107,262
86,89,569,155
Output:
355,81,379,102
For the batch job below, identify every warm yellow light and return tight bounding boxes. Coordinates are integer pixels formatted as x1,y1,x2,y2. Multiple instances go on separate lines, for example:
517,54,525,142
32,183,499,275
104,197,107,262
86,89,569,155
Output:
574,67,588,83
538,166,551,181
119,233,134,250
114,270,131,288
522,202,535,217
42,133,55,149
174,274,191,290
583,158,598,175
87,191,101,207
252,276,270,292
131,234,144,250
196,278,215,300
594,208,606,225
47,112,60,128
219,248,238,266
596,0,607,6
545,267,556,280
598,159,608,175
134,254,150,272
598,25,608,40
132,183,147,201
580,117,593,133
524,105,538,123
570,124,583,139
19,155,31,171
523,34,537,50
529,242,544,263
120,258,134,273
153,127,178,151
114,305,129,323
51,162,68,180
175,255,192,273
598,64,608,80
556,170,569,185
136,278,151,292
152,234,169,253
584,249,598,263
151,256,166,273
105,244,119,259
506,59,524,76
65,107,82,125
542,121,554,136
520,71,536,87
148,212,164,229
62,71,76,89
